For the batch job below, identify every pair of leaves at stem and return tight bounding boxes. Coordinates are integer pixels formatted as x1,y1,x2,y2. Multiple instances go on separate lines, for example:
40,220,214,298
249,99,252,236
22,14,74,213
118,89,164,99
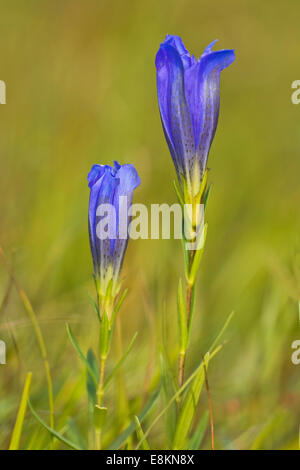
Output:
89,288,128,327
66,322,138,432
173,170,210,208
27,327,140,450
85,349,108,432
68,288,129,433
174,178,209,285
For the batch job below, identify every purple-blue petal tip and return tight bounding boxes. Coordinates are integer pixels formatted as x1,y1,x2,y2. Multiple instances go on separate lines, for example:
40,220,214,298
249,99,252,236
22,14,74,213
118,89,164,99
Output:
155,35,235,196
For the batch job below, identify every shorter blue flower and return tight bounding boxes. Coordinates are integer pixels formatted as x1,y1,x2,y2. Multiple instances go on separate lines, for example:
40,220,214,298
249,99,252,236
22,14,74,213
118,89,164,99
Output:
88,161,140,308
155,35,235,199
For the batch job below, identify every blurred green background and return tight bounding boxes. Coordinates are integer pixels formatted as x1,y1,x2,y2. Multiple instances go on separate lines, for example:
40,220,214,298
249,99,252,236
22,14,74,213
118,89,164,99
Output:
0,0,299,450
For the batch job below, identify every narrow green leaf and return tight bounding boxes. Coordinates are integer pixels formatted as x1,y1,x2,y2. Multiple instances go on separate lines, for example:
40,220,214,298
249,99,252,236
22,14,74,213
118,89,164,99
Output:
103,332,138,390
9,372,32,450
28,400,83,450
188,223,207,284
88,292,100,322
86,348,99,419
110,288,128,327
203,183,212,210
108,388,160,450
134,416,150,450
187,411,209,450
172,353,209,449
66,324,98,386
177,279,188,354
173,179,184,208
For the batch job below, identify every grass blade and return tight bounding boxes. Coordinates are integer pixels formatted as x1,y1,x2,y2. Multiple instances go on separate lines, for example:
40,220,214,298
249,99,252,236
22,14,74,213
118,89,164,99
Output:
134,416,150,450
108,388,160,450
187,411,209,450
28,400,83,450
209,311,234,353
9,372,32,450
135,345,223,450
172,353,209,449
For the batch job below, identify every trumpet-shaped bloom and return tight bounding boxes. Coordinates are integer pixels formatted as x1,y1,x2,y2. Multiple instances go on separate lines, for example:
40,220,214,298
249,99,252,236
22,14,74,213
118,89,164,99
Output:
155,35,235,198
88,161,140,301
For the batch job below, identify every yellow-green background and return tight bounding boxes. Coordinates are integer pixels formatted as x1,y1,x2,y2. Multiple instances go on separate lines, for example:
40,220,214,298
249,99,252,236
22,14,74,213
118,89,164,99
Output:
0,0,299,449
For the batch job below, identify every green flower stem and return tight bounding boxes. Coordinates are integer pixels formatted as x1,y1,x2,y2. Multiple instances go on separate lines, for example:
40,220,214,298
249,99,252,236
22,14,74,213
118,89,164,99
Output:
95,354,107,450
97,355,107,406
176,173,208,389
178,250,195,388
93,287,128,450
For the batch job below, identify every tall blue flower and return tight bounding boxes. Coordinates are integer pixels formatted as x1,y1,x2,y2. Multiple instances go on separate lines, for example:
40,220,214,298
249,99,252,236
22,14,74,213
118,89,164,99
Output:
155,35,235,200
88,161,140,310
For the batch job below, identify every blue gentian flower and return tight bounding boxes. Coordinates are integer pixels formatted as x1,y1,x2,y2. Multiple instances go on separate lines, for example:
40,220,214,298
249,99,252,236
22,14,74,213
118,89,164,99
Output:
88,161,140,308
155,35,235,200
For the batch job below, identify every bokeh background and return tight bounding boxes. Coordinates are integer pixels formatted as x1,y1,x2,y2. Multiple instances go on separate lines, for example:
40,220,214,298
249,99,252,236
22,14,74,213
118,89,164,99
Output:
0,0,299,450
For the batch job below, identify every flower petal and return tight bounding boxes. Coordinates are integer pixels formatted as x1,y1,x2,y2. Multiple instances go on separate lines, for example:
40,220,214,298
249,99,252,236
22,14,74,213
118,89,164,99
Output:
163,35,194,68
185,47,235,170
111,164,141,276
88,167,119,275
87,164,106,188
155,42,195,184
202,39,219,56
113,160,121,173
114,164,141,195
